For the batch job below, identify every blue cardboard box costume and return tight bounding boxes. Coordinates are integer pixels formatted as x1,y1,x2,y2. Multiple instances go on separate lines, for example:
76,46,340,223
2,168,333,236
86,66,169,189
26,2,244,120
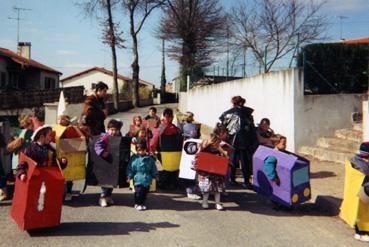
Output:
253,145,311,207
86,135,131,188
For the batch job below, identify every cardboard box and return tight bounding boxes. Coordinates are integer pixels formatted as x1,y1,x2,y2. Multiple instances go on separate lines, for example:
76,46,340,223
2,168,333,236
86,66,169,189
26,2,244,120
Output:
195,152,228,176
59,138,87,153
10,153,64,230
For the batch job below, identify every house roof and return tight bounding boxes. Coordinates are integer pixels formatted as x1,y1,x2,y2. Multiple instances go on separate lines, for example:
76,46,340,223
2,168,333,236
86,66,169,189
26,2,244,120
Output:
61,66,155,87
0,47,62,74
337,37,369,44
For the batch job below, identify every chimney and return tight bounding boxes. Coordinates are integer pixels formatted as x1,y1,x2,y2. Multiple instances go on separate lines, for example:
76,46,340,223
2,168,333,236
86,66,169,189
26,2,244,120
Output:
17,42,31,60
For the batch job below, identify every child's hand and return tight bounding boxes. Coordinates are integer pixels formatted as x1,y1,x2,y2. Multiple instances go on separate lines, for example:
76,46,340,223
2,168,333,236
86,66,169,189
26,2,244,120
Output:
126,177,131,183
102,151,109,158
20,174,26,182
155,176,159,181
60,157,67,164
273,178,280,186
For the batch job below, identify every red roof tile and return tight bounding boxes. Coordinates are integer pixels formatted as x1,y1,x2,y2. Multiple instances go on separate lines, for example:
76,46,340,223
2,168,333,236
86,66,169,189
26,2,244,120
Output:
337,37,369,44
0,47,61,74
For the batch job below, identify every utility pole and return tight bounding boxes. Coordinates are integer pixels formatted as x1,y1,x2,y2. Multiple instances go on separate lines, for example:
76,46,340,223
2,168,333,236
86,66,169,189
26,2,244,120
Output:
160,38,166,94
338,15,348,40
8,6,31,44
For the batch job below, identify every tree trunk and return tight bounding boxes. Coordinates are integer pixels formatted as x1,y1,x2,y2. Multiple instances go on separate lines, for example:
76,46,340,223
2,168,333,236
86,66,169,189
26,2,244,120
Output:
129,6,140,108
160,38,166,94
106,0,119,112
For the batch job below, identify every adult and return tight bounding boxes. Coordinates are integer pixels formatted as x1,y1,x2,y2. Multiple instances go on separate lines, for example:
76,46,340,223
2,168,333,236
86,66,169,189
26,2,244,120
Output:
80,81,109,136
256,118,274,148
219,96,258,189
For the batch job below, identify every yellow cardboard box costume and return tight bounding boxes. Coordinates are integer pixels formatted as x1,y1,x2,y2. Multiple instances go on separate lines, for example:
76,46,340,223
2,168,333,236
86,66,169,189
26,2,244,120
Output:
340,160,369,231
54,125,87,181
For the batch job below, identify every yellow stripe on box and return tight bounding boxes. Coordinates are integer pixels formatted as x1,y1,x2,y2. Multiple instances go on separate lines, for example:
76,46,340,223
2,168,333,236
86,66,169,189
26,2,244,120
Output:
160,151,182,171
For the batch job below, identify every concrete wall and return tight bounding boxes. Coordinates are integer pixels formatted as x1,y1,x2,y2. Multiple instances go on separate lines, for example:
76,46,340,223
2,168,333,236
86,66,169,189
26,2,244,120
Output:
179,68,364,152
44,102,84,125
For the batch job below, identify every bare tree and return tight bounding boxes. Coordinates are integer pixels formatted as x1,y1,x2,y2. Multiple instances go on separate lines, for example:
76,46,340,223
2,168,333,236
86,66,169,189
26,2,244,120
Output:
159,0,227,91
78,0,125,111
122,0,164,107
230,0,327,73
160,38,167,94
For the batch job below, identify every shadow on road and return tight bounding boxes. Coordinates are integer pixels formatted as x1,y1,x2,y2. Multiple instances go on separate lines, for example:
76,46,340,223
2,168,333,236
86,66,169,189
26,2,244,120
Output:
227,191,336,217
28,221,180,237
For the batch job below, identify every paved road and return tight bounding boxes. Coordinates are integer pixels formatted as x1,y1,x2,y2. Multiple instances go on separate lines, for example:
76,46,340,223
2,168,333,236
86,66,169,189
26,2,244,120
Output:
0,104,365,247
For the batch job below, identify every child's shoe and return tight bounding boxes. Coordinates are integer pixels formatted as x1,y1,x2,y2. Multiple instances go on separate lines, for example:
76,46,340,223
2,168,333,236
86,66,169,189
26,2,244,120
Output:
187,193,201,200
354,234,369,242
99,197,108,207
136,205,144,211
0,188,7,201
106,197,114,205
216,204,224,211
202,200,209,209
64,193,73,201
141,205,147,210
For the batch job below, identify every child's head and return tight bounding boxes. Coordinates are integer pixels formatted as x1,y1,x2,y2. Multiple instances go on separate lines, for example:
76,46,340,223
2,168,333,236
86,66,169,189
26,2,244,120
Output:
136,139,147,156
133,115,142,127
149,107,157,117
271,134,287,151
58,115,71,126
19,115,34,130
359,142,369,160
207,133,222,147
107,119,123,136
136,128,147,138
213,123,227,141
184,111,194,123
162,108,173,122
33,126,53,144
259,118,271,131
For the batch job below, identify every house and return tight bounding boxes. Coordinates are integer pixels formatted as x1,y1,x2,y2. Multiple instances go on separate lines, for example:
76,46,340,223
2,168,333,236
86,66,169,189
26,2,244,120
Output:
337,36,369,44
60,67,155,96
0,42,61,91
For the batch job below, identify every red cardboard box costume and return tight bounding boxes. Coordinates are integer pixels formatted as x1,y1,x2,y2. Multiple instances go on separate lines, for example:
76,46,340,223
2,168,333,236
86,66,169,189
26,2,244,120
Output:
11,152,65,230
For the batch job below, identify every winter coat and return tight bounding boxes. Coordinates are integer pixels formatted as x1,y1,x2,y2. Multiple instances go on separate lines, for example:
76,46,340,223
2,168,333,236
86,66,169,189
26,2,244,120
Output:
80,94,106,136
127,154,158,187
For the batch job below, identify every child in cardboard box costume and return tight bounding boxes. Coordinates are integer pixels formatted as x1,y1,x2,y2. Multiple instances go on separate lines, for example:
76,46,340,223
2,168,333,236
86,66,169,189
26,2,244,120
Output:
54,115,87,201
86,119,131,207
150,108,183,190
253,135,311,208
11,125,67,230
340,142,369,242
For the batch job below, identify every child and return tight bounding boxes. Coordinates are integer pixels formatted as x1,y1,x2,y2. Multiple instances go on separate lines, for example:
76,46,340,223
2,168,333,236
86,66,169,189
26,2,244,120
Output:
127,115,144,137
16,125,67,181
263,134,287,187
127,140,159,211
144,107,160,126
178,112,201,140
197,133,228,210
348,142,369,242
94,119,123,207
178,112,201,199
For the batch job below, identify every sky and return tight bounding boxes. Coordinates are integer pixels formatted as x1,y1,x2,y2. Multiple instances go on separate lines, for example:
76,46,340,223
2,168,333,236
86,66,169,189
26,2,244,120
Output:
1,0,369,87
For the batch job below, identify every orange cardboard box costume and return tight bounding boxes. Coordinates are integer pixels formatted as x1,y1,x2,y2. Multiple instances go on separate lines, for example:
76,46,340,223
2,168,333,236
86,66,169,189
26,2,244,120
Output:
10,153,64,230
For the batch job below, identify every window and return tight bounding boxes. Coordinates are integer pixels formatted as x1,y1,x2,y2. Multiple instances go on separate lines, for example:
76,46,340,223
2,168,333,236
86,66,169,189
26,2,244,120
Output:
8,72,19,89
44,77,56,89
0,72,6,88
91,83,96,90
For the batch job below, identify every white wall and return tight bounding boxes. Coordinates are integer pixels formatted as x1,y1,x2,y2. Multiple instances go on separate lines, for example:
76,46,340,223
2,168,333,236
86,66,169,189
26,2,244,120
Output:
179,68,364,152
62,71,127,95
180,69,297,151
44,102,84,125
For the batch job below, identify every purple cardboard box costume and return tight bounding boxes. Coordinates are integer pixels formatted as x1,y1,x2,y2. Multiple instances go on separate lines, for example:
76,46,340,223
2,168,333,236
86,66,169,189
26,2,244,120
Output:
253,145,311,207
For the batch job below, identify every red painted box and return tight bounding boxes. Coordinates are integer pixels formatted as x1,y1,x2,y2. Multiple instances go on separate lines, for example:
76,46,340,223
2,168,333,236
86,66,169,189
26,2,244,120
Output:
195,152,229,176
10,153,65,230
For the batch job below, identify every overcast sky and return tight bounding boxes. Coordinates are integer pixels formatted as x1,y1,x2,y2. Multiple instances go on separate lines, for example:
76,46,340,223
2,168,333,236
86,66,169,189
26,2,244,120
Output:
1,0,369,87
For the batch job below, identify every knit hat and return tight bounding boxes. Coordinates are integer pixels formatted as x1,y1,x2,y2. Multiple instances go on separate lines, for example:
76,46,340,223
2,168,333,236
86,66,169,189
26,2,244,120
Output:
359,142,369,158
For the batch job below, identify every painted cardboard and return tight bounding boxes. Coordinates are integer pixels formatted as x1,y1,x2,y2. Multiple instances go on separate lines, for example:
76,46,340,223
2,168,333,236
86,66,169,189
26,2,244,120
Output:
195,152,229,176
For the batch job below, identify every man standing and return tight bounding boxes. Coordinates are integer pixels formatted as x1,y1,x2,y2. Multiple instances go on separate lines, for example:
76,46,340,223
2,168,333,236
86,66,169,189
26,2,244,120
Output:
80,82,109,136
219,96,258,189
